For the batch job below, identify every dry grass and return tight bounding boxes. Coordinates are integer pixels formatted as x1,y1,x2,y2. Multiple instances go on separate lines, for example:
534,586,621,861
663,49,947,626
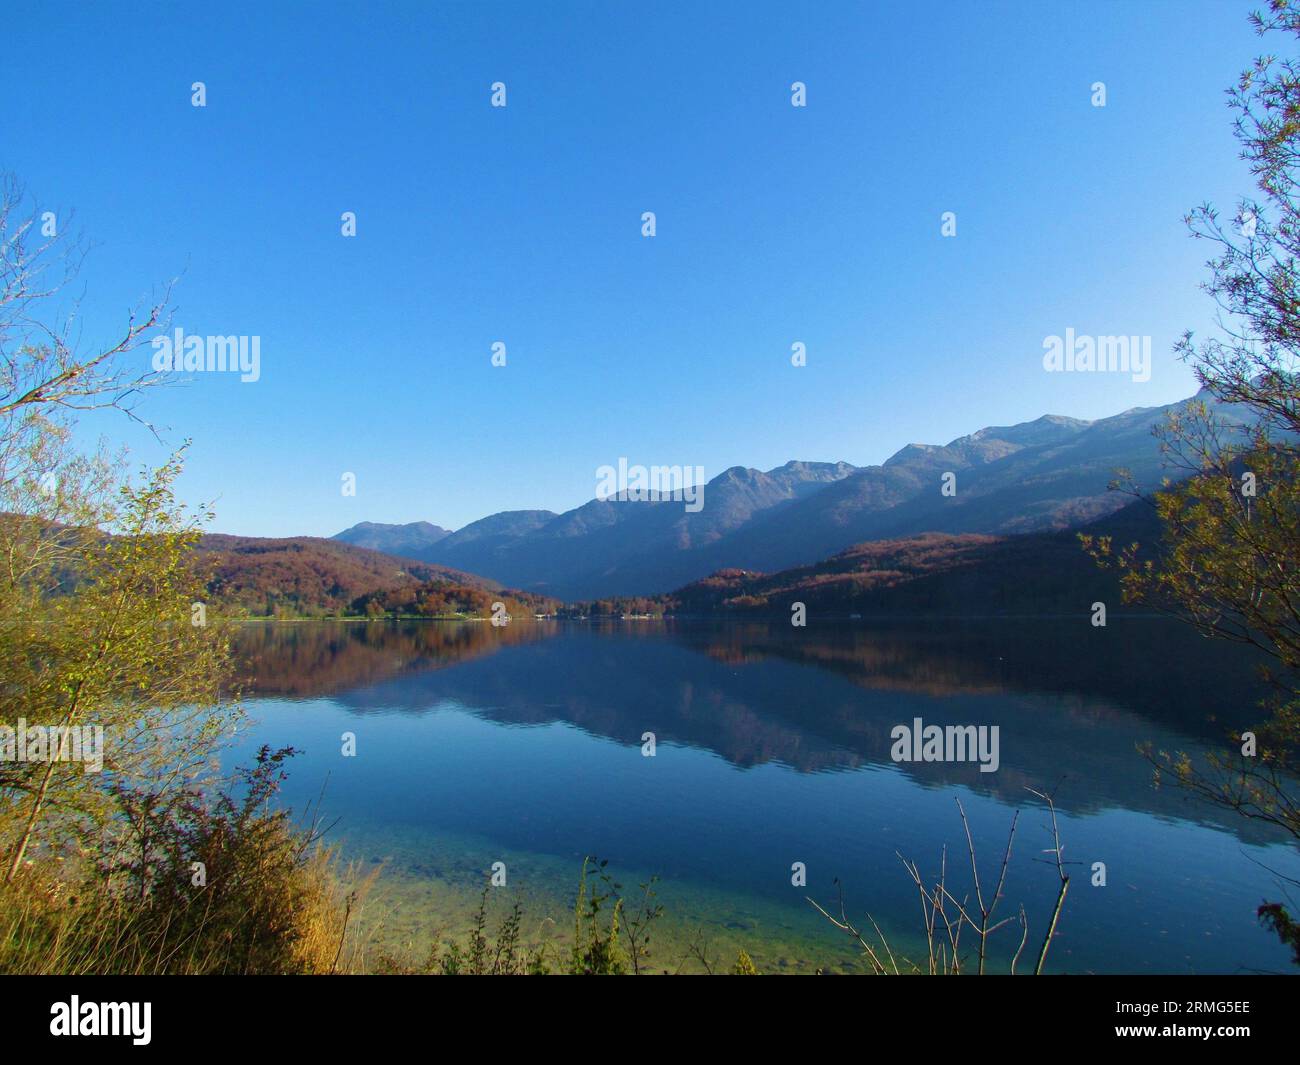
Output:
0,845,376,975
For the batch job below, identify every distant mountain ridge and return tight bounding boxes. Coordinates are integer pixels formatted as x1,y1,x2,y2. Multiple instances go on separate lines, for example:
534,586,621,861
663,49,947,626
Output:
333,390,1237,600
333,520,452,558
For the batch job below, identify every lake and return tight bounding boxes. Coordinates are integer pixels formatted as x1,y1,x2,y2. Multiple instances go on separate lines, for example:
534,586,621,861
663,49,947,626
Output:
227,617,1300,974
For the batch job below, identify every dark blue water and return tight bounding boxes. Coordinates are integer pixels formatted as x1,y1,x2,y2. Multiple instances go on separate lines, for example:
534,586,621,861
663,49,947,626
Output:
227,618,1300,974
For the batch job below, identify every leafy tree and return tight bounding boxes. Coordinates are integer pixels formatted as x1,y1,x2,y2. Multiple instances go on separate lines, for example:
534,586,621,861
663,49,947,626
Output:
0,175,238,882
1085,2,1300,959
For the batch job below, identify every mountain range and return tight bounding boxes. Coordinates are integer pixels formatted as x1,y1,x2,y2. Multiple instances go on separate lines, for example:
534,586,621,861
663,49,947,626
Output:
333,390,1229,600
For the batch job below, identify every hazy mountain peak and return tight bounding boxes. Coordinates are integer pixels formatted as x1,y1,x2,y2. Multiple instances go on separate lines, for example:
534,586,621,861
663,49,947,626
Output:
774,459,858,477
715,465,757,482
884,413,1093,468
882,442,943,466
334,520,452,557
437,510,560,549
970,413,1092,439
337,519,450,537
954,413,1091,449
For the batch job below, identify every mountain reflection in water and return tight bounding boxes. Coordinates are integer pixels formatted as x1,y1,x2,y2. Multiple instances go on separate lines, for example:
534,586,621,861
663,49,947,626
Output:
226,618,1298,974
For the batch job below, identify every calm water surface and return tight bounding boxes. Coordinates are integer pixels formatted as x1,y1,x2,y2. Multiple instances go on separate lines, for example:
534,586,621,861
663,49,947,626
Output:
228,618,1300,974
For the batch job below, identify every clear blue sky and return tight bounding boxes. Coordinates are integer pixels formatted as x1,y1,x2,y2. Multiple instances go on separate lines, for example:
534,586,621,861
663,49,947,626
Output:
2,0,1266,536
